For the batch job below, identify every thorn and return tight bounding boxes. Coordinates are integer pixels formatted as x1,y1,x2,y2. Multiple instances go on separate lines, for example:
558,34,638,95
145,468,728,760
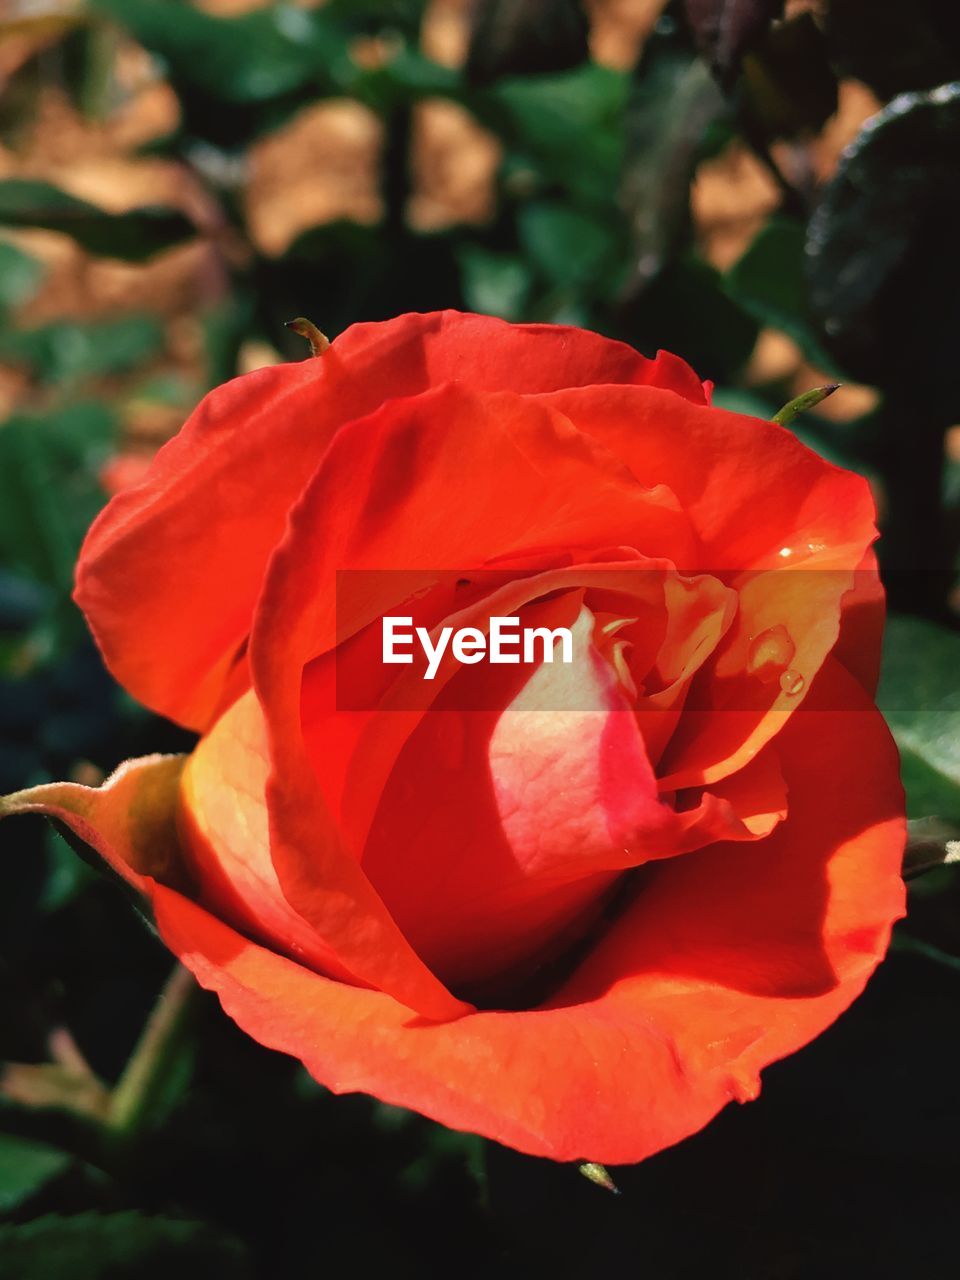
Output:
285,317,330,357
578,1161,620,1194
772,383,841,427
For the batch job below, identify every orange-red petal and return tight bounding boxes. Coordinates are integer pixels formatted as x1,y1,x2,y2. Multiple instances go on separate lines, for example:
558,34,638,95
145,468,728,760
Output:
108,659,904,1164
75,314,704,730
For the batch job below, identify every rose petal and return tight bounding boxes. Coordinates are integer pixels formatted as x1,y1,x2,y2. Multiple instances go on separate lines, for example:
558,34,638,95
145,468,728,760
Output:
179,690,364,983
178,687,469,1021
76,313,702,730
251,385,697,1011
531,384,879,786
0,755,187,896
359,601,656,987
530,384,876,570
143,658,903,1163
833,548,885,695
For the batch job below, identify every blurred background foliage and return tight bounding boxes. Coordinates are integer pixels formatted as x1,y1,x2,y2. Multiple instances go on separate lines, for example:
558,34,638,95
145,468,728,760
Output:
1,1,960,1275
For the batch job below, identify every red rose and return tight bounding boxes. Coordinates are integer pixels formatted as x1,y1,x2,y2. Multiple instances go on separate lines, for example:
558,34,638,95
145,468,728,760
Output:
4,311,905,1163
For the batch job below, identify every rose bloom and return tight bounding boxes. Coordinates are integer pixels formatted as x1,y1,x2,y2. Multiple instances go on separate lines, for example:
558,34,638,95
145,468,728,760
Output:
4,312,905,1164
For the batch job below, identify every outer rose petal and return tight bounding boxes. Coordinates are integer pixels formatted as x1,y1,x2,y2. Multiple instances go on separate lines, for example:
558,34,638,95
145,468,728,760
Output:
178,690,363,983
0,755,187,897
75,313,703,731
132,660,902,1164
178,688,469,1019
833,548,885,695
531,384,876,570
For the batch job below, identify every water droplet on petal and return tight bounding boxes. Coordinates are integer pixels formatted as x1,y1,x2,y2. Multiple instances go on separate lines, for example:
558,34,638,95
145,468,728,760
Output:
777,546,793,559
747,625,795,683
779,668,805,696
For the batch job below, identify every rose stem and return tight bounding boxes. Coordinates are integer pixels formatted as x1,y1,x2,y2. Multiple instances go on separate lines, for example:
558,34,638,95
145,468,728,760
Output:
105,963,200,1143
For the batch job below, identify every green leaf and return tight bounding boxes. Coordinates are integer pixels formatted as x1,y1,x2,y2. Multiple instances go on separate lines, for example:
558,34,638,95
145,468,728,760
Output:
355,47,461,112
726,217,837,370
518,203,618,291
623,253,759,383
621,33,724,293
464,0,589,86
0,1213,252,1278
0,239,45,315
710,387,776,418
0,401,116,595
457,244,531,320
805,82,960,413
878,614,960,819
824,0,960,99
0,179,194,262
92,0,347,104
39,826,96,913
740,12,837,140
0,1134,72,1213
0,314,165,385
491,64,628,204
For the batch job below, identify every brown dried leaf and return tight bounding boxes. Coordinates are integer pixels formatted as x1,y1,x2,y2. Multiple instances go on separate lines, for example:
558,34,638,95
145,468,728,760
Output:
245,100,385,257
406,99,501,232
585,0,667,70
691,139,780,269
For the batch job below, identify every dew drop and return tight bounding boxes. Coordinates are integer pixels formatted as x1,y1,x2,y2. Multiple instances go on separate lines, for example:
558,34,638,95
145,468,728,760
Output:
777,546,793,559
779,668,805,696
747,625,795,683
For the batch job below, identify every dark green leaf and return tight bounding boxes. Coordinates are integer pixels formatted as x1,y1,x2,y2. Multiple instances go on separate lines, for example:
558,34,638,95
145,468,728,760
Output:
465,0,589,86
0,1212,252,1279
621,29,724,293
39,826,97,912
741,13,837,139
0,179,194,262
805,82,960,413
726,217,836,368
0,1134,72,1213
878,614,960,819
622,253,759,383
824,0,960,99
